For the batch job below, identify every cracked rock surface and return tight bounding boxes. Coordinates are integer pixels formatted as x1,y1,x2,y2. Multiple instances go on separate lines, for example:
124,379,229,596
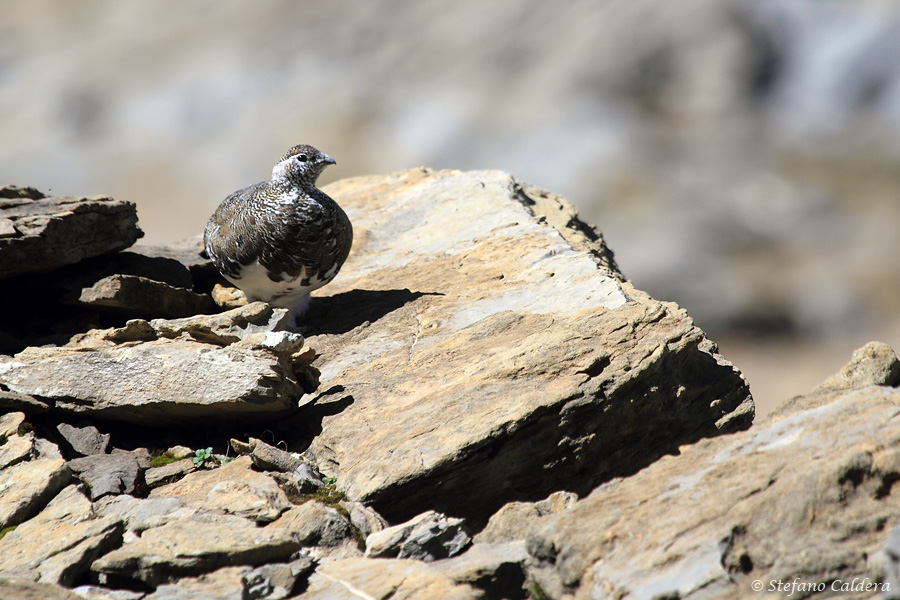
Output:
299,169,753,524
4,170,893,599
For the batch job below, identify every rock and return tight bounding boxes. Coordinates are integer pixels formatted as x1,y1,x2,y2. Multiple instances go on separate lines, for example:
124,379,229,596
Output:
141,558,314,600
475,491,578,544
816,340,900,392
304,557,479,600
149,301,291,345
0,191,142,279
131,236,217,284
71,585,145,600
433,542,529,599
142,566,246,600
882,524,900,600
0,389,49,414
76,274,216,319
93,495,199,534
145,458,195,488
298,169,752,524
0,427,34,471
0,304,306,425
230,436,304,473
91,512,303,587
85,319,157,344
69,250,195,291
148,456,291,523
365,510,471,561
164,446,195,460
0,485,123,585
340,500,388,540
0,456,70,529
270,501,354,548
524,343,900,599
881,524,900,600
0,577,86,600
0,246,202,354
0,190,144,279
211,283,247,309
0,411,26,439
269,462,327,498
0,185,46,200
56,422,111,457
67,453,147,500
245,558,316,600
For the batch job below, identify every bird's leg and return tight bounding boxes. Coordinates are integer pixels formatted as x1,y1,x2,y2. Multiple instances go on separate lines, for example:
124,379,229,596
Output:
286,294,313,328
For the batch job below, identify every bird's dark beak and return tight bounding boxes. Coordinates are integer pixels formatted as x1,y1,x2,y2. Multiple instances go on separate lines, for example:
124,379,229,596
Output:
322,154,336,166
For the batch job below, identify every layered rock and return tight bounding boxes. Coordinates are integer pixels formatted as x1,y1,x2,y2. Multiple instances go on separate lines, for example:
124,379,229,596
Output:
0,485,123,586
75,273,216,318
148,455,291,523
303,558,479,600
91,512,303,587
0,186,142,280
365,510,471,561
297,169,753,523
0,304,309,424
0,428,70,530
0,170,771,599
0,200,211,355
525,342,900,599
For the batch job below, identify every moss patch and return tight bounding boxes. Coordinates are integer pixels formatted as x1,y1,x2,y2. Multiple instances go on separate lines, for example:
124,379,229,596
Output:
149,452,182,468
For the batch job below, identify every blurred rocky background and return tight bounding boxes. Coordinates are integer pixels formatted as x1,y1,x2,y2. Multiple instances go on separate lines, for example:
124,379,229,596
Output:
3,0,899,415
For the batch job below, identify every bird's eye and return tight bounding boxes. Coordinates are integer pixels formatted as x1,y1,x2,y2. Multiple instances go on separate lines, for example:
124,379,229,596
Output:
296,154,308,162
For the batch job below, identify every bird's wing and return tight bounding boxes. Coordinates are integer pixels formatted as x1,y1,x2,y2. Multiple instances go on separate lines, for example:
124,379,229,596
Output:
203,182,269,280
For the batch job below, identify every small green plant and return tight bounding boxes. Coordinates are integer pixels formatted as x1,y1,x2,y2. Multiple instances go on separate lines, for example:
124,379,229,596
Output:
193,447,214,468
322,476,337,486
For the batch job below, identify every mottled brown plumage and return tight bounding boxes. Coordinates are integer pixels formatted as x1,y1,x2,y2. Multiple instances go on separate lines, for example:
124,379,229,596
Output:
204,145,352,323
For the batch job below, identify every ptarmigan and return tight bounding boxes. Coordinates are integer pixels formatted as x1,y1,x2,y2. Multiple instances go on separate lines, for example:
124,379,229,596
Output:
204,144,352,325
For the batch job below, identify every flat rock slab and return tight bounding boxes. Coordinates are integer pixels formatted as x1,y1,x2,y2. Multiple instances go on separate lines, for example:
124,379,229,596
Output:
0,304,305,425
93,495,200,534
56,422,111,457
76,274,216,318
149,456,291,523
304,557,479,600
0,457,70,529
0,188,142,279
0,578,85,600
0,485,123,586
91,512,303,587
299,169,753,523
67,452,148,499
142,559,314,600
525,344,900,599
270,501,354,548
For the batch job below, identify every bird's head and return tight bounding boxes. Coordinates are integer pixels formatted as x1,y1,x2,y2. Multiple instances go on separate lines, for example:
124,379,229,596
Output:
271,144,336,187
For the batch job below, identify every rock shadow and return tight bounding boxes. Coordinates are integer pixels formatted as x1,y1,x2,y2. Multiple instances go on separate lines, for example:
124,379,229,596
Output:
25,387,356,463
302,288,440,336
280,386,356,453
